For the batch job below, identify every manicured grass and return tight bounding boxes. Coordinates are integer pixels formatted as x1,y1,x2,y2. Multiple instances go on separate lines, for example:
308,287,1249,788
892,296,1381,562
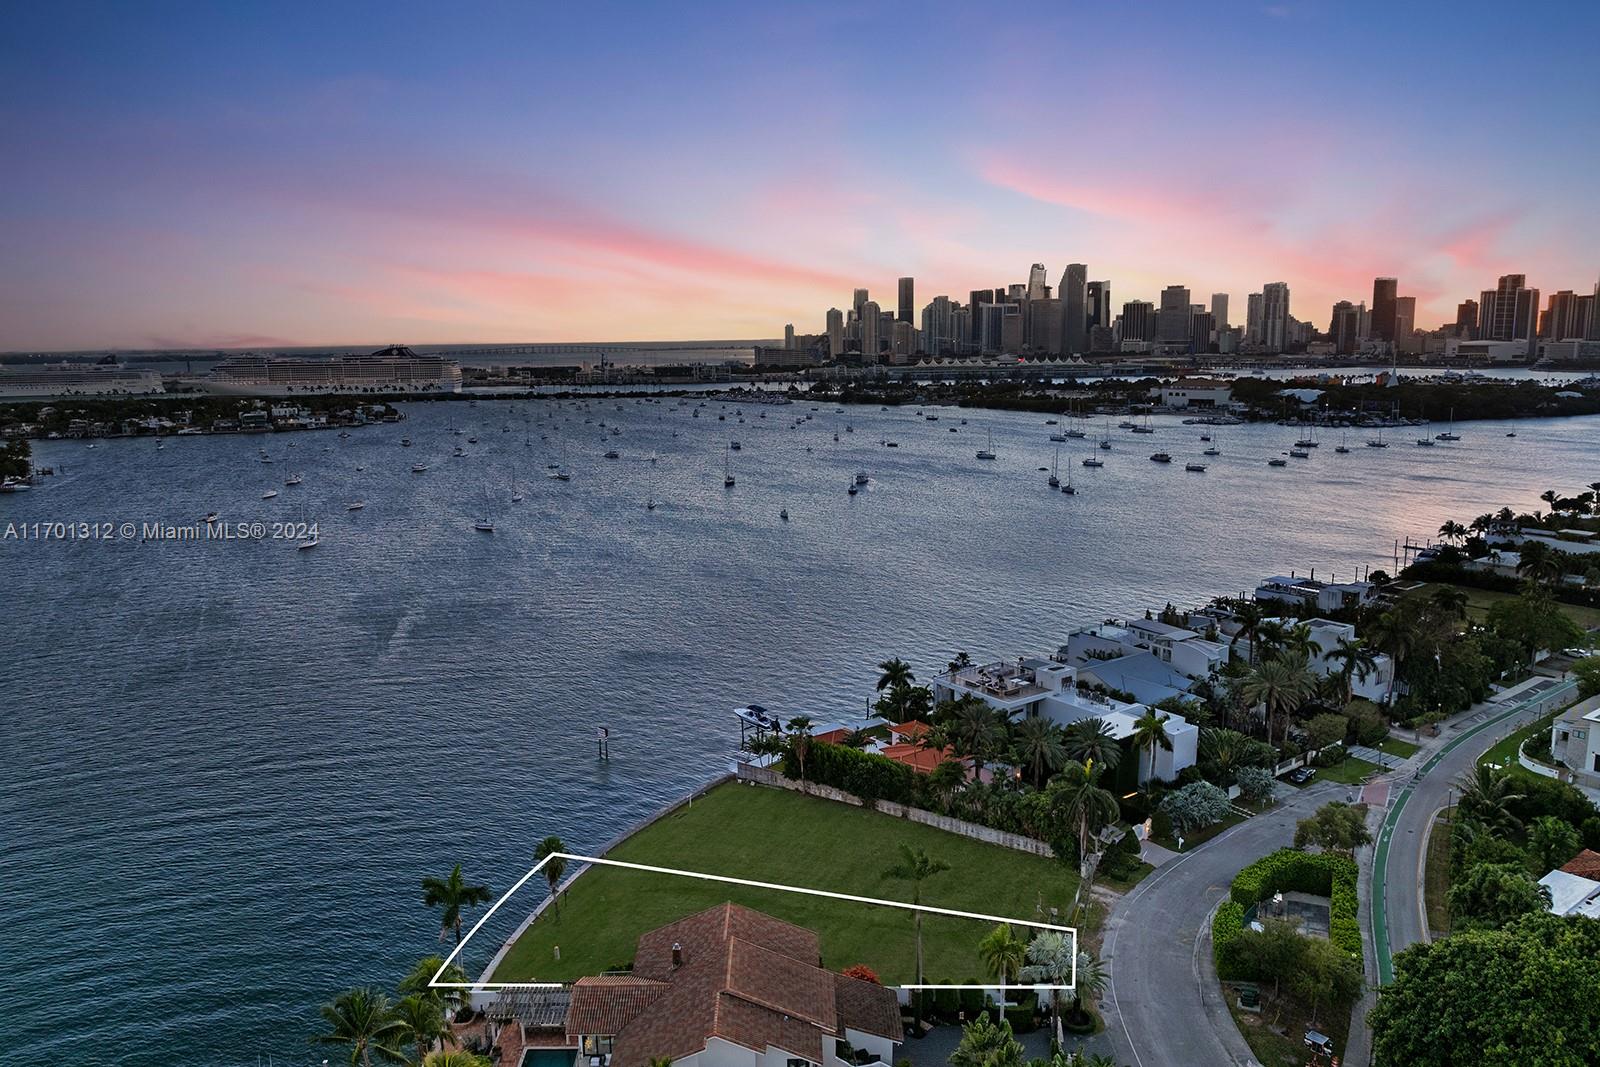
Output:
1152,809,1249,851
1478,709,1562,781
1404,581,1600,629
1424,811,1452,938
1376,735,1420,759
1314,755,1383,785
492,781,1079,985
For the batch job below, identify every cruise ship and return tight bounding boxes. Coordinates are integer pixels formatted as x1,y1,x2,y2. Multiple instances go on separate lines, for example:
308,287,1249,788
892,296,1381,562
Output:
0,360,165,399
201,345,462,396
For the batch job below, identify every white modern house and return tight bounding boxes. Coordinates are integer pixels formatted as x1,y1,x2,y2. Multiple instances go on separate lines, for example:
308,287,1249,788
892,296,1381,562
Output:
931,656,1199,782
1251,617,1395,703
1552,694,1600,787
1255,574,1378,614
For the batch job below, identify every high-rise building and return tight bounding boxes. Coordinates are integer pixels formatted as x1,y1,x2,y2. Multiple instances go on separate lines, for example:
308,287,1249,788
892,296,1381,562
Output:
1372,277,1398,342
978,303,1005,354
1027,298,1062,355
1156,285,1192,344
1120,300,1155,342
897,278,914,324
1027,264,1049,301
1455,299,1479,338
1060,264,1088,354
921,296,955,356
1330,301,1360,355
1086,281,1112,330
825,308,844,359
784,324,795,350
1541,290,1587,339
1479,274,1539,343
1245,292,1264,345
853,289,869,319
952,306,973,355
1189,307,1215,349
1261,282,1290,351
969,290,994,343
891,320,917,359
1000,305,1025,354
1210,293,1229,333
859,300,881,361
1590,277,1600,341
1394,296,1415,341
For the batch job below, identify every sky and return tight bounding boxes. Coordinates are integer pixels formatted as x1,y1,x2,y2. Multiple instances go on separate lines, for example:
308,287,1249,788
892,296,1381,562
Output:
2,1,1598,352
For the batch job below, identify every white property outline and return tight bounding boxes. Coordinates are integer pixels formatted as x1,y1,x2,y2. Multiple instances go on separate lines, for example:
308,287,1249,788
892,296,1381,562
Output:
432,852,1078,992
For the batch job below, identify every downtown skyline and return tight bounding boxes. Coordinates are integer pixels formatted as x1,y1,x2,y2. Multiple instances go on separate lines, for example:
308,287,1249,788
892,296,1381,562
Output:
3,1,1599,352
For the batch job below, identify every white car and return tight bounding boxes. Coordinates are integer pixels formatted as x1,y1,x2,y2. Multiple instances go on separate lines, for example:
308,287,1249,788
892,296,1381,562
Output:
1564,648,1595,659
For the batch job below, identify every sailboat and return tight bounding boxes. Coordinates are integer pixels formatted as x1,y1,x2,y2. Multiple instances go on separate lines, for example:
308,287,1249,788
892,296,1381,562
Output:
1048,446,1060,488
296,504,319,550
1435,408,1460,441
1099,419,1113,450
975,429,996,461
1335,432,1351,454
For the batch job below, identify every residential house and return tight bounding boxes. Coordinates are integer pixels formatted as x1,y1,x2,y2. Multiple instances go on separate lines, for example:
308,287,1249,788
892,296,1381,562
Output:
1255,574,1378,614
931,657,1198,782
1254,617,1395,703
1551,694,1600,788
564,902,901,1067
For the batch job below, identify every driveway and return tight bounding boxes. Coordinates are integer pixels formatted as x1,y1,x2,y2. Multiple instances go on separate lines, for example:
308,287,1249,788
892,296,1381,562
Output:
1101,781,1344,1067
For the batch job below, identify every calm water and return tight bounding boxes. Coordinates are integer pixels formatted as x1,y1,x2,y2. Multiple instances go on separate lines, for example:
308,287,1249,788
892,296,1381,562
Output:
3,398,1589,1064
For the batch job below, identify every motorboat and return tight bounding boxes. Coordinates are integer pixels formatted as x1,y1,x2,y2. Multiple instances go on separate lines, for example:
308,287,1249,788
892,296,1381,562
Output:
1186,462,1207,472
1149,452,1172,463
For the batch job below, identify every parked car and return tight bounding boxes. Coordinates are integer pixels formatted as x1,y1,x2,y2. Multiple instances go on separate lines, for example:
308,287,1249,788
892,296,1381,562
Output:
1286,766,1317,784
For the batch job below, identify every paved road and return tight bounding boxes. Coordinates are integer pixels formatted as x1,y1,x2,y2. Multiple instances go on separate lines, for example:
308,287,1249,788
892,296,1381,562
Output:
1102,782,1344,1067
1371,678,1577,983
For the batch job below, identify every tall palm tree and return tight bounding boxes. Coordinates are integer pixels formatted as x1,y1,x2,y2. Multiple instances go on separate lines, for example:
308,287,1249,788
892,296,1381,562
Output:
1013,715,1066,787
1234,600,1263,664
928,756,967,804
1431,586,1469,623
1062,716,1122,770
534,836,567,913
1516,540,1562,585
1438,520,1467,544
946,650,974,675
1456,765,1525,838
1366,607,1418,707
785,715,815,786
421,866,493,947
1326,637,1379,703
1070,950,1109,1020
949,699,1005,777
877,657,914,691
314,987,408,1067
1053,759,1120,863
398,956,472,1019
1281,622,1317,662
1131,709,1173,786
978,922,1027,1007
1241,658,1313,751
880,844,951,988
1253,620,1288,662
1019,931,1075,1036
391,993,447,1065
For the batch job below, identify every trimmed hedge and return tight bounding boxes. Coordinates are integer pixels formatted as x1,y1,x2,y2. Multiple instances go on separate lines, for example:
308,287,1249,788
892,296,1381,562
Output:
780,740,918,805
1212,900,1248,980
1227,848,1360,957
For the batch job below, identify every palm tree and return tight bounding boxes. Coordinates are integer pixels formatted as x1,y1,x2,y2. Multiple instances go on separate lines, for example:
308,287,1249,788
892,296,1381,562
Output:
314,987,408,1067
1253,620,1288,662
1326,637,1379,703
949,698,1006,777
391,993,447,1065
978,922,1027,1007
1234,600,1263,664
1070,950,1109,1022
877,657,914,691
1013,715,1066,787
1019,930,1075,1036
1062,717,1122,770
1241,658,1313,751
927,756,967,805
398,956,472,1019
1516,540,1562,585
946,650,974,675
880,844,951,987
534,836,567,912
1366,607,1418,707
1131,709,1173,786
840,728,873,749
1456,765,1525,838
1281,622,1317,662
421,865,493,947
1431,586,1469,622
1053,759,1120,864
1438,520,1467,544
785,715,815,786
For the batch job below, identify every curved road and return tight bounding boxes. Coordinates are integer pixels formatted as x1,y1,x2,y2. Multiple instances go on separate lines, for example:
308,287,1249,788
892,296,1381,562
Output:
1372,678,1577,982
1102,782,1344,1067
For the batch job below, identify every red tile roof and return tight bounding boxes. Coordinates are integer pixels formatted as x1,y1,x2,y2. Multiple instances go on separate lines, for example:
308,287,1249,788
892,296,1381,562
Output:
1561,849,1600,880
566,902,899,1067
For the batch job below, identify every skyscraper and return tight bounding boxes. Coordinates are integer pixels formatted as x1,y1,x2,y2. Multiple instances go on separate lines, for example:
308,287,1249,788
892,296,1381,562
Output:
921,295,955,356
826,307,844,359
1027,298,1062,355
1372,277,1398,342
1394,296,1415,343
859,300,881,361
853,289,869,319
1120,300,1155,342
1245,292,1263,345
1086,281,1112,330
784,324,795,349
1455,299,1479,338
1210,293,1229,333
897,278,914,324
1060,264,1088,354
1590,277,1600,341
969,290,994,344
1156,285,1191,344
1330,301,1360,355
1027,264,1049,301
1480,274,1539,343
1541,290,1587,339
1261,282,1290,351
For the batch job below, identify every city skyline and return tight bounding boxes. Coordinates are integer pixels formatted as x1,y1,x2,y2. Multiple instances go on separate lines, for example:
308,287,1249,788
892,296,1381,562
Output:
3,1,1599,351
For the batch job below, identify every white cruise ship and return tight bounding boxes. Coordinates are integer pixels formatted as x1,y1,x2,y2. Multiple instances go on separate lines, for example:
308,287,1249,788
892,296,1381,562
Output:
201,345,462,396
0,361,165,399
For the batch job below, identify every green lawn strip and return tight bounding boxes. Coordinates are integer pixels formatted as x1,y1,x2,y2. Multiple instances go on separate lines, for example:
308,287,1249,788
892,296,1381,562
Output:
1152,809,1248,851
1477,709,1561,777
1376,735,1420,759
491,781,1079,985
1288,755,1382,786
1423,811,1452,938
1405,581,1600,630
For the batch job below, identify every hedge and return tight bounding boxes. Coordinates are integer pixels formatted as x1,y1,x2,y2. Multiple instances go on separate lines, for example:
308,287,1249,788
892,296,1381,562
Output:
1226,848,1360,957
780,740,918,805
1212,899,1248,980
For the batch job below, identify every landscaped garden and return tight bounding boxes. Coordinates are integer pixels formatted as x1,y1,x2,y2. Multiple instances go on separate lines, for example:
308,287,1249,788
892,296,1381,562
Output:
492,780,1081,985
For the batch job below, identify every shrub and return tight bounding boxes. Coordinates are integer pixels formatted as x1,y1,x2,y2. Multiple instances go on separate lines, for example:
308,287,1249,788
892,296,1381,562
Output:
1004,994,1038,1033
780,740,918,806
933,980,960,1021
841,963,879,984
1228,848,1360,957
1159,781,1232,836
1212,899,1247,980
1234,765,1277,805
959,983,986,1019
1346,701,1390,746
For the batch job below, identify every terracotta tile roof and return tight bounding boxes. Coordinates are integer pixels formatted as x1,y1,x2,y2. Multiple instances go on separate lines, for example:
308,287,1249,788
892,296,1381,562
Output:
1561,849,1600,880
566,977,668,1037
891,720,931,740
569,902,899,1067
834,973,902,1040
880,742,953,774
814,727,853,744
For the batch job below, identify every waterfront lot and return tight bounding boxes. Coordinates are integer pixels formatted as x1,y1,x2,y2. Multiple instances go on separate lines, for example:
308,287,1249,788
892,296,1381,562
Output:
492,781,1079,984
1403,580,1600,630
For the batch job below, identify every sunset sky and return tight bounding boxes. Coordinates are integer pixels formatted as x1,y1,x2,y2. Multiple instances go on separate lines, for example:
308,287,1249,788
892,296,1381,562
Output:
3,1,1597,351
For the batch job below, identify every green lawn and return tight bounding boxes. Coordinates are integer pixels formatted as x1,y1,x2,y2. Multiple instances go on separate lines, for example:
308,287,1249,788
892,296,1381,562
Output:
1424,811,1452,938
491,781,1079,985
1376,735,1420,759
1315,756,1383,785
1404,581,1600,629
1478,709,1562,782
